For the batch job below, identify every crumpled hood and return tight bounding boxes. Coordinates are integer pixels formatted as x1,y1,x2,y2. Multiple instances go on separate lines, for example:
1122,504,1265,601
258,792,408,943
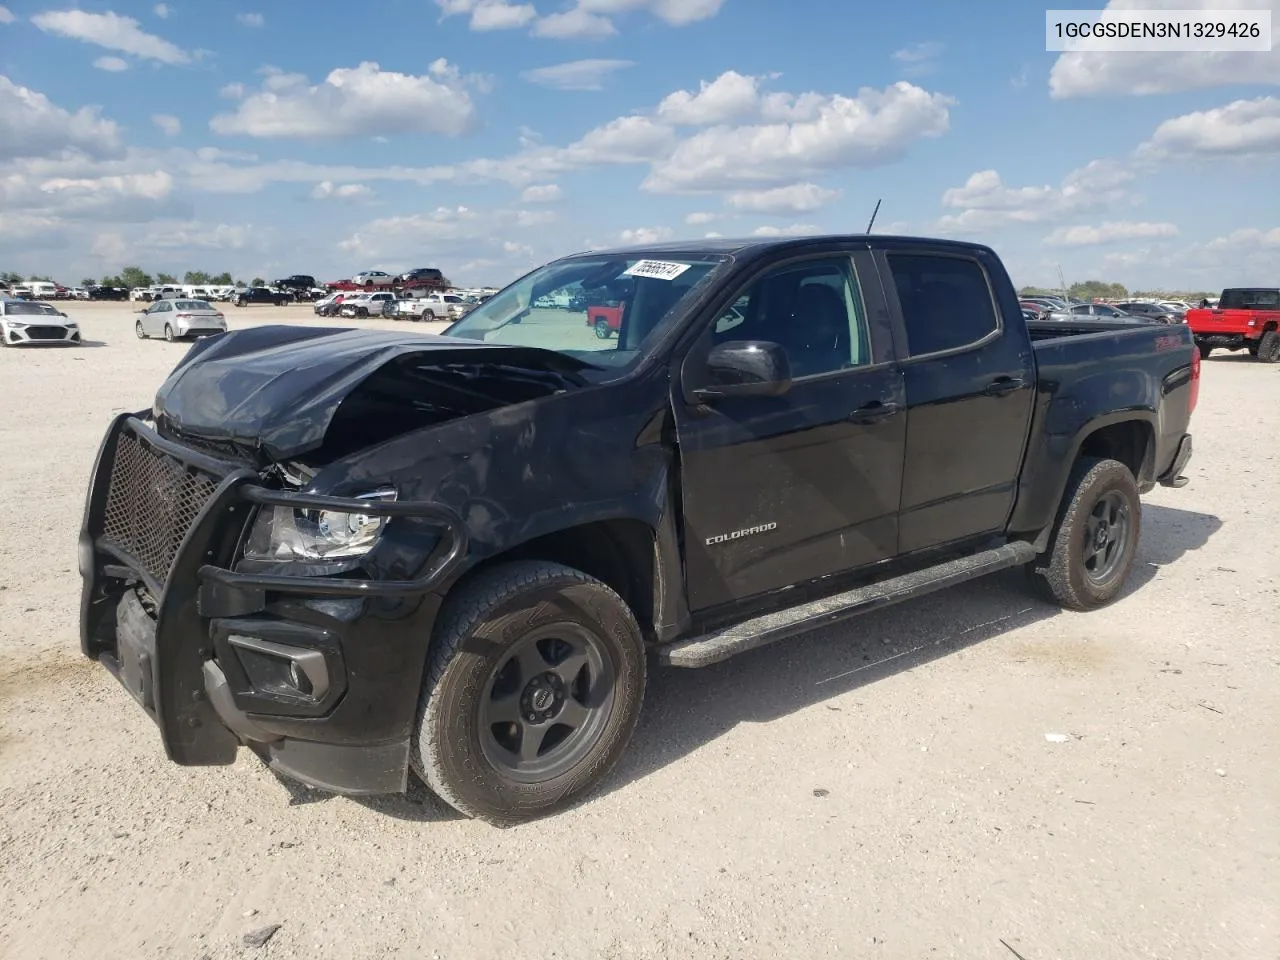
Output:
152,325,589,460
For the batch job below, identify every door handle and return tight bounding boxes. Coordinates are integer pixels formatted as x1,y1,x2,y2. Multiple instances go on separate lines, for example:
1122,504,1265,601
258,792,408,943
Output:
849,401,900,424
984,377,1026,396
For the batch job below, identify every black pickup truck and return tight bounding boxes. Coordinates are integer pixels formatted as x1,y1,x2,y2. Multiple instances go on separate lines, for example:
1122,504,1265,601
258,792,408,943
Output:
79,236,1198,824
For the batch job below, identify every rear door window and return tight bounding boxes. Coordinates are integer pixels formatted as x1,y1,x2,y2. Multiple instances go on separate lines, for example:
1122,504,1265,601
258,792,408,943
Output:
887,254,1000,356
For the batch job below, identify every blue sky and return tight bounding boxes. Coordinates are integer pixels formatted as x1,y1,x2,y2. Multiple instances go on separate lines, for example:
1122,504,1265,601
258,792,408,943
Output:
1,0,1277,291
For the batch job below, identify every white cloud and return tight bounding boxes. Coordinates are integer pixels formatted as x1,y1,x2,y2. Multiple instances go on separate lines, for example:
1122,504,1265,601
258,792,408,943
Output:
31,9,191,64
1139,96,1280,157
1049,0,1280,98
619,226,673,244
892,41,943,76
311,180,373,200
704,231,723,238
209,61,478,139
644,81,953,192
937,160,1136,232
1,169,180,225
520,183,563,202
236,12,265,27
657,71,762,125
726,182,840,215
503,239,534,257
685,211,720,224
751,223,817,237
93,56,130,72
576,0,726,26
337,205,554,272
533,8,617,38
893,41,943,63
435,0,537,30
522,59,635,91
1206,226,1280,249
0,6,14,25
1043,221,1179,246
220,82,246,99
516,209,556,227
562,115,677,163
152,113,181,136
0,77,123,161
153,3,171,18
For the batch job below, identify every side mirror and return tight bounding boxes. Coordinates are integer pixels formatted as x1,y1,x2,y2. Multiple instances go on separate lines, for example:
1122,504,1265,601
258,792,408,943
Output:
693,340,792,401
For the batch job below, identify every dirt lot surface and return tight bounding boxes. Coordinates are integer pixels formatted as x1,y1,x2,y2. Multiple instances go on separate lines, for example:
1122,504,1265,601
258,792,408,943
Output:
1,303,1276,960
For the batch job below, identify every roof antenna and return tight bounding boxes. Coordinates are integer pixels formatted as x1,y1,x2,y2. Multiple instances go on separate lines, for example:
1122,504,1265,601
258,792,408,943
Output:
865,198,882,234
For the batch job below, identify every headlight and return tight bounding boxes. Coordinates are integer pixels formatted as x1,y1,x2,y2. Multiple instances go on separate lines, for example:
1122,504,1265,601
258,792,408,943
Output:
5,321,26,329
65,321,78,327
243,488,397,561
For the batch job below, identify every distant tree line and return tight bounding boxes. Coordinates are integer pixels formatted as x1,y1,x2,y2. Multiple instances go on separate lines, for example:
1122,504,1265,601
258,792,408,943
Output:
1019,281,1216,301
2,267,248,289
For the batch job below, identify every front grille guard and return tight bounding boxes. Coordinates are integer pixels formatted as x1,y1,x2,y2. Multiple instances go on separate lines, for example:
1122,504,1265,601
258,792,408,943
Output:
86,414,468,603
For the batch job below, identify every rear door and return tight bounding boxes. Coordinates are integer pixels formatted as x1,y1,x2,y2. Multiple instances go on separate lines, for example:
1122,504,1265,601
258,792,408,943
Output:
876,246,1036,554
675,249,907,611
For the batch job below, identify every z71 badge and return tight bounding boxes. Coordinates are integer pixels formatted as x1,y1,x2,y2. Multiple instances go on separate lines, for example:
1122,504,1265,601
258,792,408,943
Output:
705,522,778,546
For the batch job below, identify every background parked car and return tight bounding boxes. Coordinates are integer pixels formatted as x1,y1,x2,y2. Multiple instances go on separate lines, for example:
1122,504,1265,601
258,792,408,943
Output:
233,286,292,307
135,298,227,342
351,270,394,286
1114,301,1182,323
339,292,396,317
273,275,320,300
0,298,81,346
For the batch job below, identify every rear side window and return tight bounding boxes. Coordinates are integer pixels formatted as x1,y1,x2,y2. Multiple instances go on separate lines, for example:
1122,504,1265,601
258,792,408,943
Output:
887,254,999,357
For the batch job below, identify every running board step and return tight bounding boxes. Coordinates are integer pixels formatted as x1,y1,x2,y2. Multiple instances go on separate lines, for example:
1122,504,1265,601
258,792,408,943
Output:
658,541,1039,669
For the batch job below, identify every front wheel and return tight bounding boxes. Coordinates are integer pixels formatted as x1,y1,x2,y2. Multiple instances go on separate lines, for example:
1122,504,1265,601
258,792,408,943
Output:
1255,330,1280,363
1030,457,1140,611
411,561,646,825
135,320,146,339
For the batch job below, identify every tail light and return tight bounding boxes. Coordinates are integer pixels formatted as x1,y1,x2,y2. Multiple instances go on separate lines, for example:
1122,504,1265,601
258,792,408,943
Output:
1189,344,1201,415
215,313,224,319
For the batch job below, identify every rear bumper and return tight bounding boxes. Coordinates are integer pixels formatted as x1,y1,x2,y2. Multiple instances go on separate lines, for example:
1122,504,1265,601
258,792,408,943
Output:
1158,433,1193,488
79,414,466,794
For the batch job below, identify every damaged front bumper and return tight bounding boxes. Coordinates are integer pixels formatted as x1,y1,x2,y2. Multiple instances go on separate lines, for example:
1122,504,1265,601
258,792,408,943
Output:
79,414,467,794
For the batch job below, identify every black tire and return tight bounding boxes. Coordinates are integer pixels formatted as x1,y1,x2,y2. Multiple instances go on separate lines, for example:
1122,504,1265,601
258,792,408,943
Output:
356,307,368,318
164,324,176,343
1030,457,1141,611
1256,330,1280,363
1197,342,1212,361
594,319,611,339
424,310,436,321
135,320,146,339
411,561,646,825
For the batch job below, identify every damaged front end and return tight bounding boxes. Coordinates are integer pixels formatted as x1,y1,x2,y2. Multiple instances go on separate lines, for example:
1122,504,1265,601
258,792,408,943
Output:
78,326,587,793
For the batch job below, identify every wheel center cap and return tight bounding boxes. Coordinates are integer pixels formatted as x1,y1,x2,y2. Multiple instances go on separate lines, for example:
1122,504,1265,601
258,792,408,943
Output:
1094,523,1109,548
532,687,554,712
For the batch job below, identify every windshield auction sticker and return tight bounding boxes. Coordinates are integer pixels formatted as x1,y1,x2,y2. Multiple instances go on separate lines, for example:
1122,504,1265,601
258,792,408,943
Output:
623,260,693,281
1046,9,1271,51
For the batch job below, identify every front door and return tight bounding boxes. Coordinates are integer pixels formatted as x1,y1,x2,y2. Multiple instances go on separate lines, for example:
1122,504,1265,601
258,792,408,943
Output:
675,252,907,612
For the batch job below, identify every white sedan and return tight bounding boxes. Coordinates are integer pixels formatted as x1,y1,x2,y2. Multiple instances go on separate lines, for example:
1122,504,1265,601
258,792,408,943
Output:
0,298,81,346
351,270,395,286
135,298,227,342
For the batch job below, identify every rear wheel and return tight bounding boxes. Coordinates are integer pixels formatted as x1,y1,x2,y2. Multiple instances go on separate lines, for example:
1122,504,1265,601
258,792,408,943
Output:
164,324,176,343
1029,457,1140,611
1256,330,1280,363
135,320,146,339
411,561,646,825
594,319,611,339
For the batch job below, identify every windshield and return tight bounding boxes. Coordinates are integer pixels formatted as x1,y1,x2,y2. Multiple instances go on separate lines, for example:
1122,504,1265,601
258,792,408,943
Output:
445,253,729,378
6,302,60,316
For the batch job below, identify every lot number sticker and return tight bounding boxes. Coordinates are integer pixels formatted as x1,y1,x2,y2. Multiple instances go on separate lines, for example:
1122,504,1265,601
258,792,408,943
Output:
623,260,692,281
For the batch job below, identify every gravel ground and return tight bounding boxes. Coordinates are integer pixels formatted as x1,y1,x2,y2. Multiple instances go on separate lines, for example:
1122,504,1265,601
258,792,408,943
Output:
1,303,1276,960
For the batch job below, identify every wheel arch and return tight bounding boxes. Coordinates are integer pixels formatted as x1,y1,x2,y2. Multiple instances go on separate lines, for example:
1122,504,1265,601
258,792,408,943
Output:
438,517,661,642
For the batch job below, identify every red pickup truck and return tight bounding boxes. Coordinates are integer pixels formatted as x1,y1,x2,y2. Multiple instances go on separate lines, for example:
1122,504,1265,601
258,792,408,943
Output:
587,303,623,338
1184,287,1280,362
